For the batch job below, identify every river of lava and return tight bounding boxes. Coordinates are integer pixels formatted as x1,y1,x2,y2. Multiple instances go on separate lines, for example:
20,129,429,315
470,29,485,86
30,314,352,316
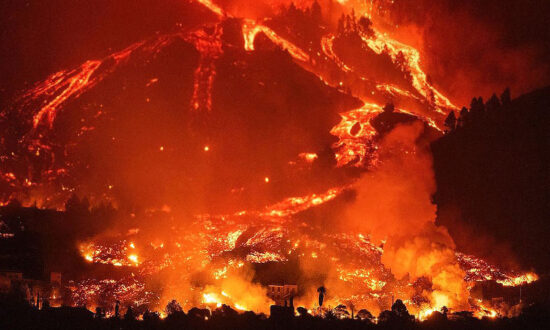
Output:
73,184,537,316
0,0,539,319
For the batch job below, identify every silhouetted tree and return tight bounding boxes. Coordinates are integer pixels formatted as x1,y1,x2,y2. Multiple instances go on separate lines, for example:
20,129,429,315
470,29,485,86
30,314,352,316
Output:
337,14,345,34
165,299,183,315
65,194,90,215
143,309,160,323
383,103,395,113
444,111,456,132
378,310,394,323
357,309,374,322
427,310,447,322
458,107,469,127
94,307,105,319
297,307,310,317
486,93,501,113
501,87,511,106
350,9,357,31
213,304,238,319
358,16,374,37
6,198,22,209
317,286,326,307
188,307,210,320
334,304,350,318
124,306,135,321
324,308,337,320
395,51,408,72
347,300,355,319
311,0,321,23
470,97,485,120
391,299,410,318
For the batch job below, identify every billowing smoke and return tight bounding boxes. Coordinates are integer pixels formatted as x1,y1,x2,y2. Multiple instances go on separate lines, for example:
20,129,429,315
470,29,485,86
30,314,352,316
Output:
344,121,469,310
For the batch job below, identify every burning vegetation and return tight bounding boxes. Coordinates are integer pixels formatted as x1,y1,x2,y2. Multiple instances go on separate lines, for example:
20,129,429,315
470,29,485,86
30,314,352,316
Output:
0,0,547,325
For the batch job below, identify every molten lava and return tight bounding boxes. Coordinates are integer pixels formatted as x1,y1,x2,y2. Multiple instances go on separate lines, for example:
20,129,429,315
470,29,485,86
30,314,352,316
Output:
0,0,539,321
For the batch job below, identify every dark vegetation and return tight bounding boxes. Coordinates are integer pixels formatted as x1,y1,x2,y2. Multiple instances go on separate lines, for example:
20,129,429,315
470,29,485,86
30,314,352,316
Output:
0,197,117,279
432,87,550,272
1,296,550,330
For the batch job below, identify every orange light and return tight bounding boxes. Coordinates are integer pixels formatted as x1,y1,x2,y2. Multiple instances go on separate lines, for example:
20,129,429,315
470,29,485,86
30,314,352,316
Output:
204,145,210,151
128,254,139,264
264,177,270,183
159,146,164,151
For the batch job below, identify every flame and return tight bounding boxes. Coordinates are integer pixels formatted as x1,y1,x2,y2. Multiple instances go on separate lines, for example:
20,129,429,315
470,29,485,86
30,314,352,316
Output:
330,103,382,166
242,20,310,62
0,0,539,319
497,272,538,287
418,307,437,321
361,29,457,112
298,152,318,163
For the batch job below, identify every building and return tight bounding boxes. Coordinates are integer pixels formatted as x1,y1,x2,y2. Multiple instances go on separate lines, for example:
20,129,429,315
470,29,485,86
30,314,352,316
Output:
0,270,62,307
267,284,297,306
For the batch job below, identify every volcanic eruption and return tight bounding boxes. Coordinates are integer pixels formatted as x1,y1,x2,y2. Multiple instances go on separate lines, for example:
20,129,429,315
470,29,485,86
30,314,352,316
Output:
0,0,542,321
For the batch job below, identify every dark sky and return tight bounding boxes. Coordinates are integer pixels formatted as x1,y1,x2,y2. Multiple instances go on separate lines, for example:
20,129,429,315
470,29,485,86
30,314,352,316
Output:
390,0,550,104
1,0,548,104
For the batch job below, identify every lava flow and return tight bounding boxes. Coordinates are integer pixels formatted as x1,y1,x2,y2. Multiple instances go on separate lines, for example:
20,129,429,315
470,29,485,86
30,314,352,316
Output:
0,0,540,322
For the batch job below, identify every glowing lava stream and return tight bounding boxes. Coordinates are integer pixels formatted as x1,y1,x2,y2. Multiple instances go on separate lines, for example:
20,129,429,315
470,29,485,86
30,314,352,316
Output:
4,0,539,316
242,20,310,62
187,26,224,111
360,29,457,112
30,60,103,128
320,34,353,73
21,36,176,130
329,103,383,167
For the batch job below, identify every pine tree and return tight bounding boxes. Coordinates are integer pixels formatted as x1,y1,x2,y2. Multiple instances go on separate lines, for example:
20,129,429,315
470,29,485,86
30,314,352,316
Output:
501,87,511,106
486,93,501,114
444,111,456,132
311,0,322,23
458,107,469,127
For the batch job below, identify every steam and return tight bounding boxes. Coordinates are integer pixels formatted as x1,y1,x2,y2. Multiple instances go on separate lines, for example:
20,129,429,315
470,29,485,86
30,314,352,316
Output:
345,121,469,310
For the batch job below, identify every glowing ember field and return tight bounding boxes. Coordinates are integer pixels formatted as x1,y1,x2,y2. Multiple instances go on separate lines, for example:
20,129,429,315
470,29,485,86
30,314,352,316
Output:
0,0,541,322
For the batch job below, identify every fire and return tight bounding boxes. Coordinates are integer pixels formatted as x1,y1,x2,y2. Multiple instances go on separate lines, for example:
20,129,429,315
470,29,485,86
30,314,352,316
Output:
186,25,224,112
128,254,139,264
418,307,437,321
473,300,499,319
242,20,310,62
195,0,225,17
497,272,538,287
31,60,102,128
234,303,247,311
361,29,457,112
0,0,539,321
298,152,318,163
330,103,382,167
202,292,222,307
